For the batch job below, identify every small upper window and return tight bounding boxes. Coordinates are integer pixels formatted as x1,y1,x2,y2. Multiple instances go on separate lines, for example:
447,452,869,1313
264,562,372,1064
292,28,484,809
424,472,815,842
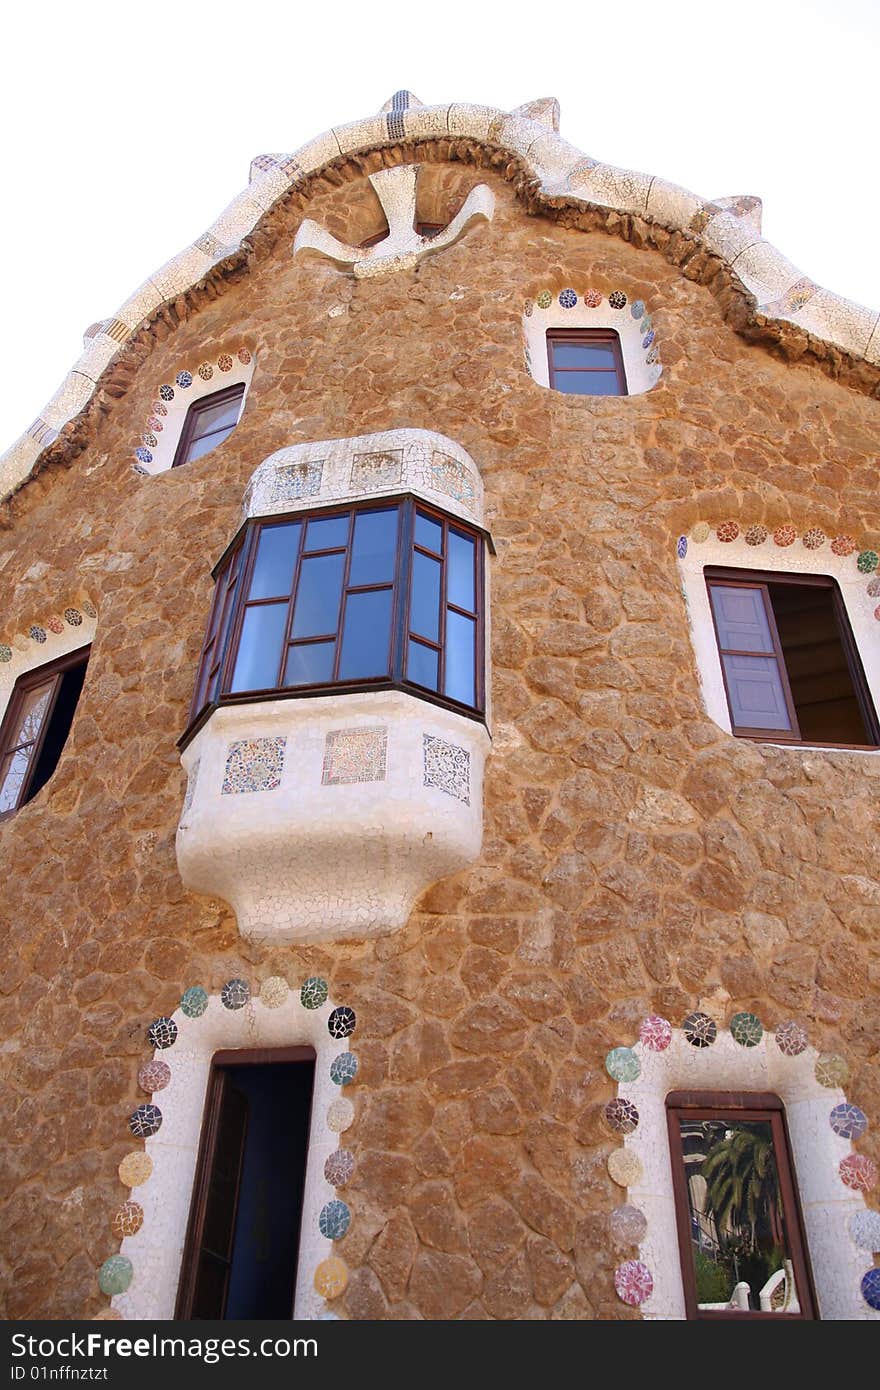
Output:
0,646,90,817
706,568,879,747
173,384,246,469
547,329,627,397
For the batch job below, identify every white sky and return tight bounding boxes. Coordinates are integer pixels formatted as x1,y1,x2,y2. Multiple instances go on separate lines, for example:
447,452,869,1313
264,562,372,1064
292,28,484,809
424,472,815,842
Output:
1,0,877,457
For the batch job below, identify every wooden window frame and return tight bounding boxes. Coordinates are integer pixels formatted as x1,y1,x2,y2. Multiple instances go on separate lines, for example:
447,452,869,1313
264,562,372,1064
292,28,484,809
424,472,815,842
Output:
175,1045,316,1320
666,1090,818,1321
0,645,90,821
171,383,246,470
546,328,628,396
705,567,879,749
181,496,488,749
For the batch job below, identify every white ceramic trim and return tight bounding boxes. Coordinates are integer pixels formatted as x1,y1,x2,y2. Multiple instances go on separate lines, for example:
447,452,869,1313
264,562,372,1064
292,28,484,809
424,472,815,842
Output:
136,356,255,477
112,992,352,1321
523,298,661,395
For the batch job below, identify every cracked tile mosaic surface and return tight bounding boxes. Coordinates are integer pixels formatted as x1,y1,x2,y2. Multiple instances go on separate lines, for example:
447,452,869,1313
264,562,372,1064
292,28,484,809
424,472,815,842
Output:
607,1148,642,1188
328,1006,356,1040
329,1052,358,1085
683,1012,717,1047
180,986,208,1018
301,977,328,1009
350,450,402,490
839,1154,877,1192
260,976,288,1008
423,734,470,804
327,1097,355,1132
775,1020,808,1056
324,1150,355,1186
221,737,285,795
129,1104,162,1138
147,1017,178,1050
221,978,250,1010
314,1257,348,1299
112,1201,144,1239
614,1260,653,1306
137,1060,170,1094
605,1098,639,1134
609,1204,647,1247
118,1152,152,1187
322,728,387,786
815,1053,849,1088
829,1102,868,1140
271,460,323,503
862,1269,880,1311
605,1047,640,1082
98,1256,132,1296
318,1199,351,1240
430,451,476,506
639,1015,672,1051
730,1011,762,1047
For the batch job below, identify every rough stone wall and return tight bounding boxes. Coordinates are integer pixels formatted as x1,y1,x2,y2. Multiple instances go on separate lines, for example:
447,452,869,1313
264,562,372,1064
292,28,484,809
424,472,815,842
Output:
0,157,878,1320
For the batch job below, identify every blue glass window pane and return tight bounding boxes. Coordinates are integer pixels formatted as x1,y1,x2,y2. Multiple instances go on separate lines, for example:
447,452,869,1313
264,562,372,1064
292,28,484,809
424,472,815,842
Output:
551,342,617,369
291,554,345,638
305,515,349,551
410,552,441,641
709,585,774,653
415,512,443,554
408,640,439,691
249,523,300,599
445,610,476,706
284,641,336,687
230,604,287,691
447,530,475,612
186,425,236,463
338,590,393,678
553,371,622,396
349,508,398,587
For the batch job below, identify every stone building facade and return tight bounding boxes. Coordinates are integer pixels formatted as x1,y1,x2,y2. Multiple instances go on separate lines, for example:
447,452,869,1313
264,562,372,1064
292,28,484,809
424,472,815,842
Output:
1,92,878,1321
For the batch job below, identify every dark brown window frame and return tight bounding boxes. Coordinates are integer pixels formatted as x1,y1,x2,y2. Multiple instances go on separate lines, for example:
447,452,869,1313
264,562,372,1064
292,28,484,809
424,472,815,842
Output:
171,383,246,470
180,495,490,750
175,1045,316,1320
546,328,628,396
705,566,879,749
666,1090,818,1320
0,644,91,820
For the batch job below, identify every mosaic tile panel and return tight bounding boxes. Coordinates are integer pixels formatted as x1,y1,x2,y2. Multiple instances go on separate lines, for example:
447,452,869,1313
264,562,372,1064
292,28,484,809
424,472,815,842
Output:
829,1102,868,1140
318,1199,351,1240
147,1017,178,1050
614,1260,653,1306
605,1047,641,1083
29,626,46,643
430,451,476,506
716,521,739,543
775,1020,808,1056
137,1060,171,1094
861,1268,880,1311
64,608,83,626
683,1012,717,1048
176,371,193,389
773,525,797,547
322,727,387,786
324,1149,355,1186
180,986,208,1018
605,1098,639,1134
158,385,175,402
536,291,552,309
221,737,286,795
129,1104,162,1138
815,1053,849,1088
218,354,233,372
730,1012,763,1047
857,550,879,573
830,535,856,556
260,976,288,1008
744,524,768,545
607,1148,642,1188
802,527,826,550
558,288,577,308
423,734,470,805
639,1015,672,1051
270,460,323,503
609,1204,647,1247
301,977,328,1010
350,450,403,490
118,1152,152,1187
327,1097,355,1133
238,348,252,365
849,1210,880,1252
839,1154,877,1193
221,978,250,1010
112,1201,144,1239
583,289,602,307
330,1052,359,1086
198,363,214,381
182,760,200,817
676,536,687,559
98,1256,133,1296
314,1257,348,1299
328,1006,356,1039
608,290,627,309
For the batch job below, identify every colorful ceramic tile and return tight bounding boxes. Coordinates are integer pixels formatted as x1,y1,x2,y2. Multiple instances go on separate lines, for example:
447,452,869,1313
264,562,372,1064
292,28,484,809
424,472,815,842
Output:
324,1149,355,1186
639,1015,672,1051
64,608,83,626
839,1154,877,1193
802,527,826,550
198,363,214,381
614,1260,653,1306
583,289,602,307
46,615,64,634
677,536,688,558
260,976,288,1008
118,1152,152,1187
866,578,880,598
322,728,387,785
423,734,470,804
29,626,46,643
716,521,739,543
318,1199,351,1240
815,1053,849,1088
775,1020,808,1056
129,1104,162,1138
151,401,168,417
314,1257,348,1299
301,977,329,1010
158,385,175,402
605,1047,641,1083
81,600,97,619
350,451,403,490
330,1052,359,1085
221,978,250,1010
683,1012,717,1048
849,1210,880,1252
327,1097,355,1132
605,1098,639,1134
142,432,158,449
221,736,285,794
607,1148,642,1188
270,461,323,503
857,550,879,573
0,645,11,663
744,524,768,546
137,1060,171,1094
328,1006,356,1040
112,1201,144,1239
690,522,710,543
609,1204,647,1247
630,300,645,319
558,288,577,308
238,348,252,364
523,300,534,317
147,1017,178,1051
773,525,797,547
829,1102,868,1140
830,535,856,556
608,291,627,309
180,985,208,1018
861,1268,880,1311
642,330,655,349
135,448,153,465
218,354,233,371
536,291,552,309
430,452,476,506
98,1255,133,1296
175,371,193,389
730,1012,763,1047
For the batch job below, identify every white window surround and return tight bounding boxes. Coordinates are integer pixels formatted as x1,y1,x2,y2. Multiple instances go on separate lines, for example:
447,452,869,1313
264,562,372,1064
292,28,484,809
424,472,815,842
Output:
111,993,349,1321
135,353,255,476
614,1029,878,1320
678,533,880,750
0,610,97,729
522,296,661,396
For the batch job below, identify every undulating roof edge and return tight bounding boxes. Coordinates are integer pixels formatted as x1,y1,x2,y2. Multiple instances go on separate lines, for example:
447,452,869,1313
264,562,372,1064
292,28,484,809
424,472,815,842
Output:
2,92,879,505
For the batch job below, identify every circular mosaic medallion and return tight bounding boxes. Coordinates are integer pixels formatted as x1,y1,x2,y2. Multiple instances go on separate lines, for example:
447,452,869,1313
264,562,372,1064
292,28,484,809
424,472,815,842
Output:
642,330,655,349
830,1102,868,1140
147,416,164,432
180,985,208,1018
260,976,288,1008
129,1104,162,1138
147,1017,178,1050
328,1006,356,1039
605,1047,641,1083
630,300,645,319
861,1268,880,1311
175,371,193,389
221,978,250,1010
98,1255,133,1297
314,1257,348,1299
151,401,168,416
691,522,710,544
610,1204,647,1247
614,1259,653,1306
867,578,880,598
536,291,552,310
583,289,602,308
0,645,11,663
158,384,175,402
605,1098,639,1134
64,607,83,626
301,977,328,1010
135,448,153,465
830,535,856,556
775,1020,808,1056
324,1149,355,1186
327,1097,355,1133
118,1151,152,1187
773,525,797,547
80,600,95,620
639,1014,672,1051
29,625,46,643
677,536,688,559
318,1199,351,1240
815,1053,849,1088
607,1148,642,1188
857,550,879,574
683,1012,717,1048
744,524,768,546
716,520,739,543
330,1052,359,1086
640,317,653,336
142,432,158,449
840,1154,877,1193
608,290,627,309
47,615,65,634
217,353,234,371
111,1201,144,1239
523,300,533,317
137,1059,170,1094
802,527,826,550
849,1210,880,1252
558,288,577,309
730,1011,763,1047
197,363,214,381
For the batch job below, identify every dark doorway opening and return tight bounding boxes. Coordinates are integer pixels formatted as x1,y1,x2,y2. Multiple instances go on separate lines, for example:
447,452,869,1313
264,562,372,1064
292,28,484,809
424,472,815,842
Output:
175,1047,316,1320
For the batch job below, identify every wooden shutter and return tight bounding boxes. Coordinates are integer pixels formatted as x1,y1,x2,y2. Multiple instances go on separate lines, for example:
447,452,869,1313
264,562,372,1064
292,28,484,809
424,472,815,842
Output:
707,582,799,737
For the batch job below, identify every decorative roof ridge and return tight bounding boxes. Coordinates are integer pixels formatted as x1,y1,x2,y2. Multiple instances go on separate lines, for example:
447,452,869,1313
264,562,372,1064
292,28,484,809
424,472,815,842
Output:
2,95,879,503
